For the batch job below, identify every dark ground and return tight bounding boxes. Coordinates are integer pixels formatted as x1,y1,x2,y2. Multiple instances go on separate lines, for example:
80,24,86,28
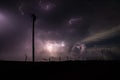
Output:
0,61,119,72
0,61,119,79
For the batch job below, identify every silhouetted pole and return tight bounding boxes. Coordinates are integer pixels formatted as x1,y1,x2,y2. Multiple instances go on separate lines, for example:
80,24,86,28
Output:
59,57,61,61
25,54,27,62
31,14,36,63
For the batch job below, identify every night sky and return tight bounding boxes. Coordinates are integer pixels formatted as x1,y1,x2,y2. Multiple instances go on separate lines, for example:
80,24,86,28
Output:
0,0,120,61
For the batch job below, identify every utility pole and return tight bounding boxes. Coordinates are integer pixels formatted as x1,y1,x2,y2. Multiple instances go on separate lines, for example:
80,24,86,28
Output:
25,54,27,62
31,14,36,63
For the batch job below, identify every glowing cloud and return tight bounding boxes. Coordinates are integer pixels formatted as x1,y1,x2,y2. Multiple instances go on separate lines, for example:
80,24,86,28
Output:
18,3,25,15
43,40,66,57
68,17,82,25
81,25,120,43
39,1,56,12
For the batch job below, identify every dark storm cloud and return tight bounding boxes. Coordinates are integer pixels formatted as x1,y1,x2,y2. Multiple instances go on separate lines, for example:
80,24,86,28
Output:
0,0,120,61
35,0,120,41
